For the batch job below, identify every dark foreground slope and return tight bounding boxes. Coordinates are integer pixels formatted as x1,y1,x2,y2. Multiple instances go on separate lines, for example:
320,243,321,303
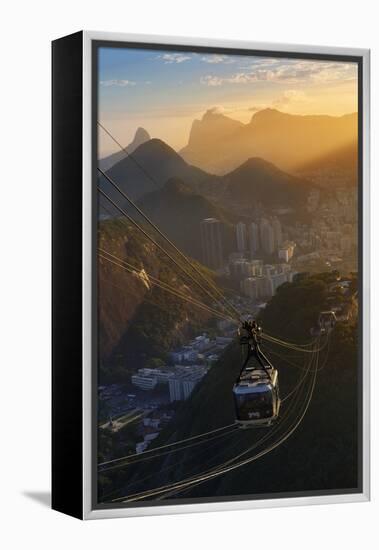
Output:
100,273,359,503
98,218,219,379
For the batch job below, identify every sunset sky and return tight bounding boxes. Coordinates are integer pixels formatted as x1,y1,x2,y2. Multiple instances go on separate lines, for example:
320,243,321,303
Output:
98,46,358,158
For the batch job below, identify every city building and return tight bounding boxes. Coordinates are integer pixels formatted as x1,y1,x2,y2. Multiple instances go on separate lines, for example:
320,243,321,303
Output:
168,366,209,402
230,258,249,280
249,222,260,256
131,368,174,390
272,217,283,249
266,272,289,297
131,371,158,390
278,241,296,263
241,264,295,300
200,218,224,270
236,222,247,252
260,218,275,255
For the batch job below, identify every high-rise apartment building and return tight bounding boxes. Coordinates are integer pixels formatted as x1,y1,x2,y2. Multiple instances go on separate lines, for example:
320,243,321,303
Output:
260,219,275,255
249,222,260,256
200,218,224,270
272,217,283,249
236,222,247,252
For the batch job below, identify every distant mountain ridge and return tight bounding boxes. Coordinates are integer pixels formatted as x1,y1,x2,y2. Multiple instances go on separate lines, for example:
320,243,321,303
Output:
180,108,358,175
99,136,313,222
99,138,210,206
222,157,310,210
99,127,151,171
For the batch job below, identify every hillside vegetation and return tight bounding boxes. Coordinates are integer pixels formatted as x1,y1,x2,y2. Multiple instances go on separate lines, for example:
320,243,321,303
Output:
98,217,219,383
100,273,359,502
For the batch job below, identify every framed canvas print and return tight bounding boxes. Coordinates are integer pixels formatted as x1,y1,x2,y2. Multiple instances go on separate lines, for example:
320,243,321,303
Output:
52,31,370,520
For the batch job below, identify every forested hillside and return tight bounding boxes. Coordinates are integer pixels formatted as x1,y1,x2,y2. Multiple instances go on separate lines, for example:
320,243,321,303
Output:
99,273,359,503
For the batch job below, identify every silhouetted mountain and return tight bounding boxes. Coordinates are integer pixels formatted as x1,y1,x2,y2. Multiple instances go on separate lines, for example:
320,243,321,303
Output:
137,178,234,261
180,109,243,173
99,135,313,222
222,157,311,210
99,127,151,171
180,108,358,175
99,138,210,206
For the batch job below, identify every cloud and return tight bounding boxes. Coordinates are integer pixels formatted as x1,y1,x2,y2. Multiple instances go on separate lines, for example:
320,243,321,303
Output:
201,54,235,64
247,90,308,114
273,89,308,107
158,53,192,64
206,106,227,115
200,60,357,86
100,79,136,87
200,75,224,86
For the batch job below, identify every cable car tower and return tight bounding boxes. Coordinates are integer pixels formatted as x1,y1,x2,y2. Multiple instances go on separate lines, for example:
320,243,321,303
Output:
233,320,281,428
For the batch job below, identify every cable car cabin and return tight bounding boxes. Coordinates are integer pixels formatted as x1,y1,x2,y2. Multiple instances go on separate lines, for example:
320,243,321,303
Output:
233,366,280,428
234,320,280,428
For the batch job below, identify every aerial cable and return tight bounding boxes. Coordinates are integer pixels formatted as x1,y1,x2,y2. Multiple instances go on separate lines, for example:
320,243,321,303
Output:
99,246,235,322
99,247,234,321
128,335,323,502
98,186,239,322
111,338,322,502
97,122,242,321
262,334,323,354
99,422,237,468
99,253,236,323
100,423,242,503
99,425,238,473
99,198,238,320
115,356,319,503
98,166,241,321
282,335,330,403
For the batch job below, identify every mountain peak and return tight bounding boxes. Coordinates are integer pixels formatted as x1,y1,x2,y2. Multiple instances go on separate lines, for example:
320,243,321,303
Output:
228,156,282,178
202,108,231,121
127,127,150,153
184,110,243,152
135,138,181,160
250,108,285,123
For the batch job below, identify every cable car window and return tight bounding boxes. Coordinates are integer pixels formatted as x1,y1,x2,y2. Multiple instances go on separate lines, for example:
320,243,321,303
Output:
234,389,274,420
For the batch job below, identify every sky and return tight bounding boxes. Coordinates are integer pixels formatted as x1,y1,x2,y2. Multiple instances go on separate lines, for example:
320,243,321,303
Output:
98,46,358,158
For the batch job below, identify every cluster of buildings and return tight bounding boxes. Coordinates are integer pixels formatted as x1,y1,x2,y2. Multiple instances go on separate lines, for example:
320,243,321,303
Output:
285,188,358,272
129,332,234,454
135,410,175,454
229,216,297,301
169,333,233,365
240,263,295,300
132,364,210,403
235,217,283,257
200,215,297,302
200,184,357,276
131,333,234,403
200,216,295,272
